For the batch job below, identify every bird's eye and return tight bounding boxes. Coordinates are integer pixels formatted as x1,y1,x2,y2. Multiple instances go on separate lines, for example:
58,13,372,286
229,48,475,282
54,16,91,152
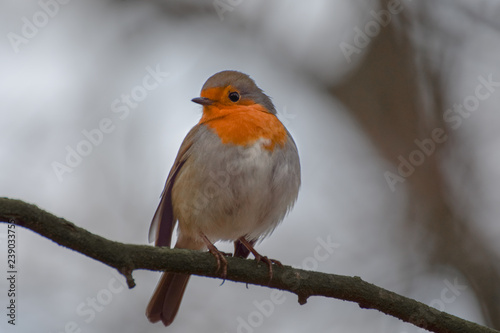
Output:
228,91,240,102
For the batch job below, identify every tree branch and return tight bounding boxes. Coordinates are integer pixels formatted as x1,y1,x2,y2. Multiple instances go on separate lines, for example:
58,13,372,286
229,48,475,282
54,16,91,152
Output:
0,197,495,333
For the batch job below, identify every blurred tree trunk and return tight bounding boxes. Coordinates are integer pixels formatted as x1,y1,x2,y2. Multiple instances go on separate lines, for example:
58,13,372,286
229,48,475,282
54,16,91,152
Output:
330,0,500,328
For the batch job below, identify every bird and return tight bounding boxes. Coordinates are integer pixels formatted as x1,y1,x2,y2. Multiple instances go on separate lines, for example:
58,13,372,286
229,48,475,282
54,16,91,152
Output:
146,70,301,326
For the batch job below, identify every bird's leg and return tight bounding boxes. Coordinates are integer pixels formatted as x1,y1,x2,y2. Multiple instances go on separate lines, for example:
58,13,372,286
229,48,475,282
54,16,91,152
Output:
237,237,282,281
200,233,228,279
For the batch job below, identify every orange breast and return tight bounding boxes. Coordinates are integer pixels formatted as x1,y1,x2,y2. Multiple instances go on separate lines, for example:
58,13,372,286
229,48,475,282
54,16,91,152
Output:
199,104,287,151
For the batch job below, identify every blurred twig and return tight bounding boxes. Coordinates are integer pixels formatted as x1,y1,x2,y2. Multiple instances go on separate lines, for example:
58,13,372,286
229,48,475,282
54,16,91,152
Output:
0,197,497,333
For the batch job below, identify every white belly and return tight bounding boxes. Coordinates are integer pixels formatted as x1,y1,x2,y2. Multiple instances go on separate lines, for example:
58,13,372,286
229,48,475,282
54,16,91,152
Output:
172,138,299,244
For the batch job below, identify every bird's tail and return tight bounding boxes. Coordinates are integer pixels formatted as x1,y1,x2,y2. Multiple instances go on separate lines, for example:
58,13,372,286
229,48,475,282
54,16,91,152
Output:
146,272,190,326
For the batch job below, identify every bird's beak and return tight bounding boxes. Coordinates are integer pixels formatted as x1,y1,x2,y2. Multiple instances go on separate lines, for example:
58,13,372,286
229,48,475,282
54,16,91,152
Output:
191,97,213,106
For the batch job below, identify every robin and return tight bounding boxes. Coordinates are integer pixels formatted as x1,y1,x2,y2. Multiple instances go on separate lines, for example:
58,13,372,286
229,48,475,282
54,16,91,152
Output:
146,70,301,326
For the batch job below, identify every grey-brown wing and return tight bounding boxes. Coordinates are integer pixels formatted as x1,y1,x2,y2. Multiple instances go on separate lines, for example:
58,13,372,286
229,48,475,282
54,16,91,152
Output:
148,125,200,247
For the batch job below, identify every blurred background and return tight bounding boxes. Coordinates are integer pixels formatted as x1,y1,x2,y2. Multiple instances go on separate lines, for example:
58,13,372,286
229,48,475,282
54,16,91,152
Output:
1,0,500,332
